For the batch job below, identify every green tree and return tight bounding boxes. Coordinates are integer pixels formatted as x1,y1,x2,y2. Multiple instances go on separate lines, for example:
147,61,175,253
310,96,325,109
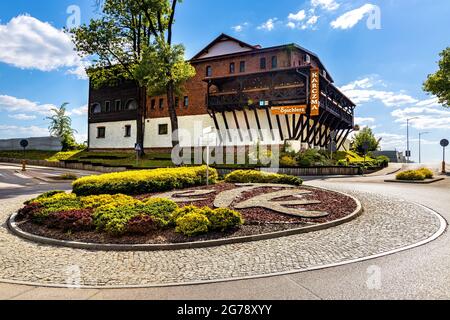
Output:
423,47,450,107
351,127,379,155
46,103,78,151
70,0,195,149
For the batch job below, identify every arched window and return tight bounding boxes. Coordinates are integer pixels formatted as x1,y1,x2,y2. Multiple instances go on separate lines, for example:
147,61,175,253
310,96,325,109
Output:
125,99,138,110
91,103,101,114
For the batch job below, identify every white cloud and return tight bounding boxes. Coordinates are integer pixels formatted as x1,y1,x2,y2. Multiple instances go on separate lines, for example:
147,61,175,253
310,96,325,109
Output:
391,98,450,130
286,22,297,29
8,114,37,121
288,10,306,21
312,0,340,11
0,125,49,138
307,15,319,25
331,3,377,29
232,22,249,33
340,77,418,107
68,105,88,116
0,94,55,116
74,133,88,144
0,15,87,78
257,18,277,31
355,117,375,124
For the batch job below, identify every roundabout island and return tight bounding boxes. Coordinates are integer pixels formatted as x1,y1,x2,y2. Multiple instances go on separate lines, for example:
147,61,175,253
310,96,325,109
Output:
0,166,446,289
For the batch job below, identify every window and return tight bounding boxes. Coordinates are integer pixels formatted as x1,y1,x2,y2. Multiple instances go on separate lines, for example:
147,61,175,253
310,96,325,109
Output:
105,101,111,112
304,54,311,64
260,57,266,70
125,99,138,110
206,66,212,77
175,97,180,108
159,98,164,109
229,62,235,74
158,124,169,135
239,61,246,73
124,125,131,137
97,127,106,139
151,99,156,110
183,96,189,108
91,103,101,114
115,100,121,111
271,56,278,69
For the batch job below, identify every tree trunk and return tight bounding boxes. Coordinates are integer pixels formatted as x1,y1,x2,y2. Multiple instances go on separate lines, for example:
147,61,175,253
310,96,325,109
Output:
136,85,146,156
166,81,179,148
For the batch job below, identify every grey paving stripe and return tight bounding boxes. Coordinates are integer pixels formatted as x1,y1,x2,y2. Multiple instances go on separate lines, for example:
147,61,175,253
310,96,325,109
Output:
0,187,445,288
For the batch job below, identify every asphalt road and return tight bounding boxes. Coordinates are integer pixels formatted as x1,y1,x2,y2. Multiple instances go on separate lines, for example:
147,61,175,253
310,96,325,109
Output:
0,163,449,300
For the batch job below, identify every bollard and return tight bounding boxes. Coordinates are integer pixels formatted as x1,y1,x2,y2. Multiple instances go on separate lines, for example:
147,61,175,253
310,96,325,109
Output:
22,160,27,172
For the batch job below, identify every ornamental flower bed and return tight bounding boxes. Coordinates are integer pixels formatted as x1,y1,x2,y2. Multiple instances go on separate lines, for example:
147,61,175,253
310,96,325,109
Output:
18,192,243,237
396,168,434,181
15,168,357,245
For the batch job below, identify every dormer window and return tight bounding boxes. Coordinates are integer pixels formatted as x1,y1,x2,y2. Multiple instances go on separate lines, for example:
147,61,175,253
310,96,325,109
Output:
304,54,311,64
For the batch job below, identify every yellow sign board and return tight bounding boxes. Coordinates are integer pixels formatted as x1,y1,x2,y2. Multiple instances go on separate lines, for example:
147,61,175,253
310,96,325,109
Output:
310,68,320,116
271,105,307,115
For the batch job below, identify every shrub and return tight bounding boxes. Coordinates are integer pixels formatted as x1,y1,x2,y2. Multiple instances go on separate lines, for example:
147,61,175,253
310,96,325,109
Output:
17,203,42,219
171,205,205,224
296,149,329,167
204,207,244,231
224,170,303,186
337,159,349,167
139,198,178,227
126,215,158,234
47,209,94,231
72,166,218,196
92,204,138,235
417,168,434,179
25,190,65,205
280,155,297,167
396,170,426,181
175,213,210,236
376,156,390,168
80,194,138,209
57,173,78,180
32,193,82,219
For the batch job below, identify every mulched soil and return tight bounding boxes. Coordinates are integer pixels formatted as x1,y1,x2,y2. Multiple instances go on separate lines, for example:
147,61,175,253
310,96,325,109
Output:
16,183,358,245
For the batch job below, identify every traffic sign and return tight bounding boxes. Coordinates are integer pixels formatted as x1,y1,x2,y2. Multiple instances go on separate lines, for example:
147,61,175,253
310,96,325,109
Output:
440,139,449,148
20,139,29,149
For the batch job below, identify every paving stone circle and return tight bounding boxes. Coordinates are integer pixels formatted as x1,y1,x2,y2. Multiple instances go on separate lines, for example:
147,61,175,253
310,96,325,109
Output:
0,185,444,288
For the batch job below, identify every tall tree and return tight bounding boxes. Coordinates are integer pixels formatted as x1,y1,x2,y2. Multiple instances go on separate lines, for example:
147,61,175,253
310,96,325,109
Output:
351,127,379,155
46,103,78,151
70,0,195,149
424,47,450,107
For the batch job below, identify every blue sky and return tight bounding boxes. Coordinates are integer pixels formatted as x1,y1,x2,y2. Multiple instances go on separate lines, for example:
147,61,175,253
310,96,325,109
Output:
0,0,449,162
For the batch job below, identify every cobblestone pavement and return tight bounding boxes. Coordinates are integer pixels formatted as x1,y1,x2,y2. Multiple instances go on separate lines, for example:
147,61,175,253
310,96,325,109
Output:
0,187,444,288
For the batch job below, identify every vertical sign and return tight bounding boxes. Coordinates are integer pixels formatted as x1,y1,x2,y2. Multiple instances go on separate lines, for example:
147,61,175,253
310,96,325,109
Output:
310,68,320,117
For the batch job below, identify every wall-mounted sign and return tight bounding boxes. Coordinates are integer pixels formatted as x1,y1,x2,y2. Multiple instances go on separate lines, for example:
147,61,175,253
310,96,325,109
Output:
271,105,307,115
310,68,320,117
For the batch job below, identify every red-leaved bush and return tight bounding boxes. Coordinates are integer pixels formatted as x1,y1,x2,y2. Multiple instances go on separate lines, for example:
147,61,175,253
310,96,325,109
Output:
17,203,42,219
47,209,94,232
126,215,158,235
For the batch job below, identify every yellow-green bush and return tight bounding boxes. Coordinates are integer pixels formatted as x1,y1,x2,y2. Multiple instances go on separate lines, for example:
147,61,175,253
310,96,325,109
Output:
175,213,211,236
396,170,426,181
280,155,297,167
140,198,178,227
80,194,138,209
203,207,244,231
171,205,205,224
32,192,82,218
417,168,434,179
72,166,218,196
225,170,302,186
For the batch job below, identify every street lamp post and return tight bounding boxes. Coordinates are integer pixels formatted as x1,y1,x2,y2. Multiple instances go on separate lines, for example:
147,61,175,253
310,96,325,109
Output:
418,132,430,164
406,117,419,163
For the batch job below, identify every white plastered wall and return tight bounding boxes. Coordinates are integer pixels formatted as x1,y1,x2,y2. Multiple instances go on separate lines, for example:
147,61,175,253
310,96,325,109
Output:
89,121,137,149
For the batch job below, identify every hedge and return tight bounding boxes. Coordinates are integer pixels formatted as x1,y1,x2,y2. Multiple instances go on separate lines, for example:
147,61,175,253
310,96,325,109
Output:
224,170,303,186
72,166,218,196
396,168,434,181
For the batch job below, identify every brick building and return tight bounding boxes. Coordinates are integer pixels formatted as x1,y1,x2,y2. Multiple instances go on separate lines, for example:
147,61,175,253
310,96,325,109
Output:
88,34,356,152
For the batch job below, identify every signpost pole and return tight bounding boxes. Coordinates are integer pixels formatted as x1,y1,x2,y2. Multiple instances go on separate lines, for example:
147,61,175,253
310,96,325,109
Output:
20,140,29,172
440,139,449,175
